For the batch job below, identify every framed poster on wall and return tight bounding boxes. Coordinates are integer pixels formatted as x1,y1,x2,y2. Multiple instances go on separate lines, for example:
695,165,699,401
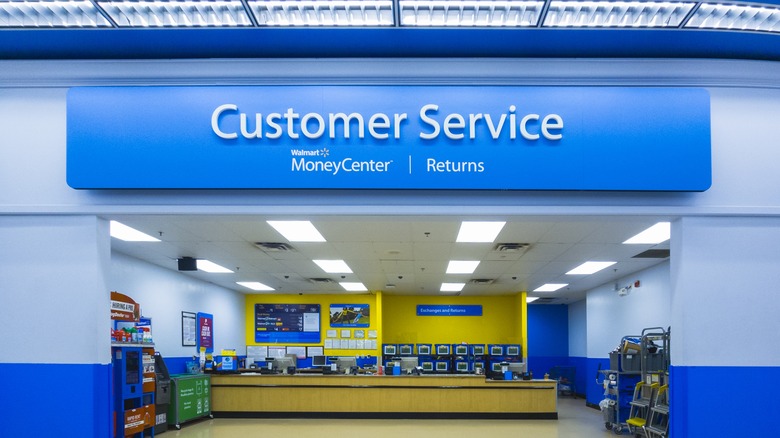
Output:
182,312,196,346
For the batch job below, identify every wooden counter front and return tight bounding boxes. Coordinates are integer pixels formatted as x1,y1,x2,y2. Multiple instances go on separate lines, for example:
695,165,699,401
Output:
211,374,557,419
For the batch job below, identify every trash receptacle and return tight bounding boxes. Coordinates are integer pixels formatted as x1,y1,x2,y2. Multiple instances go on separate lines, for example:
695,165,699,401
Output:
154,352,171,434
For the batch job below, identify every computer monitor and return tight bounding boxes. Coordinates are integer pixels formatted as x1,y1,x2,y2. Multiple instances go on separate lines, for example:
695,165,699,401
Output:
312,355,327,367
272,356,295,372
400,356,419,373
453,344,469,356
507,362,525,374
421,361,434,372
471,345,485,355
417,344,432,355
506,345,521,356
335,356,357,371
399,345,413,355
383,344,397,355
490,345,504,356
455,361,469,373
436,344,450,355
435,361,448,372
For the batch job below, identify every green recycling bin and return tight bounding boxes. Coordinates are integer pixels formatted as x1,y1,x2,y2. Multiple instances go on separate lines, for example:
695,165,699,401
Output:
168,374,212,429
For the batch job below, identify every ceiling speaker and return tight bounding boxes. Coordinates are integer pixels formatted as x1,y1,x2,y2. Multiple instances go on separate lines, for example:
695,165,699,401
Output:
177,257,197,271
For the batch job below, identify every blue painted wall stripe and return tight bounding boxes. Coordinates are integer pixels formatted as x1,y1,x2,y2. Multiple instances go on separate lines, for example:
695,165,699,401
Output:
670,365,780,437
0,363,111,437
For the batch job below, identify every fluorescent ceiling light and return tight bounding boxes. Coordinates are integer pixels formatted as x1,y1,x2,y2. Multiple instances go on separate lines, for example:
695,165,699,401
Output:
534,283,568,292
526,296,539,303
566,261,617,275
268,220,326,242
97,0,252,27
685,4,780,33
446,260,480,274
0,1,112,28
249,0,394,26
623,222,671,244
237,281,274,291
456,221,506,243
400,0,544,27
340,282,367,291
544,1,695,28
314,259,353,273
196,259,234,273
110,221,160,242
441,282,466,292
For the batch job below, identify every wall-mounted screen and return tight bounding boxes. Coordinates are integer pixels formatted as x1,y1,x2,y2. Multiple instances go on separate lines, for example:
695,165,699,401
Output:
329,304,370,327
255,304,321,343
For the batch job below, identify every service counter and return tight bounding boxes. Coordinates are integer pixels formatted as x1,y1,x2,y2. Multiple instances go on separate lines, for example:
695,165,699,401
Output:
211,373,557,419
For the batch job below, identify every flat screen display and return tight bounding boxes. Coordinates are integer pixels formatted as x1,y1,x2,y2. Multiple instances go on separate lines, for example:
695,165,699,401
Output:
255,304,321,343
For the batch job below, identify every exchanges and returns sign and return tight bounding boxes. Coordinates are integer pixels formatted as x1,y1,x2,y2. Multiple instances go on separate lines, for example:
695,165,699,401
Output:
417,305,483,316
66,86,711,191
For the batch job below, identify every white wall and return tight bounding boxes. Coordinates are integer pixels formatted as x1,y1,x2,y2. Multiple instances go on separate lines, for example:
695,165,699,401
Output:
0,216,110,364
671,217,780,367
109,251,246,359
587,262,671,358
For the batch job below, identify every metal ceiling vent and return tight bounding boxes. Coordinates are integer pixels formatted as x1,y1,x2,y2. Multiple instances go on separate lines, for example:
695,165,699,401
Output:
254,242,295,252
469,278,495,285
308,278,335,284
494,243,529,252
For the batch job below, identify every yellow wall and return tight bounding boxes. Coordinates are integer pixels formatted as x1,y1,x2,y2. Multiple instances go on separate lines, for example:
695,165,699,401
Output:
245,294,380,357
245,293,525,357
381,295,523,346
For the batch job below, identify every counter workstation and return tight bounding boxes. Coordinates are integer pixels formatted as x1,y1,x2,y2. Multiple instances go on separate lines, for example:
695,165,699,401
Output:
211,373,557,419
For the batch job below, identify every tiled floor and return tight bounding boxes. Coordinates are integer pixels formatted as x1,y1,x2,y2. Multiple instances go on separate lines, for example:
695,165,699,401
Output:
166,397,620,438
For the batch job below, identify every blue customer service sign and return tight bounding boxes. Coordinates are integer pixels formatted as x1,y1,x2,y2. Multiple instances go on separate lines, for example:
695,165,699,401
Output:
66,86,711,191
417,305,483,316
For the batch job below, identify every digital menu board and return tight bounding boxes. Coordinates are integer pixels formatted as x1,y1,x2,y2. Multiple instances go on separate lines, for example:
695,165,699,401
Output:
254,304,321,343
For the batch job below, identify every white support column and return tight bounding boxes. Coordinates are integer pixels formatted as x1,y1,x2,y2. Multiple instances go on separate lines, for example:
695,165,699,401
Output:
670,216,780,437
0,215,111,435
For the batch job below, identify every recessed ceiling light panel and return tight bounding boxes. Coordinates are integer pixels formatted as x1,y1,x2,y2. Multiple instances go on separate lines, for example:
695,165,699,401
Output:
446,260,480,274
196,259,234,273
544,1,695,28
623,222,671,244
98,0,252,27
268,220,326,242
249,0,394,26
340,281,367,291
237,281,274,291
110,220,161,242
566,261,616,275
456,221,506,242
0,0,112,28
441,282,465,292
314,259,353,273
533,283,568,292
400,0,545,27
